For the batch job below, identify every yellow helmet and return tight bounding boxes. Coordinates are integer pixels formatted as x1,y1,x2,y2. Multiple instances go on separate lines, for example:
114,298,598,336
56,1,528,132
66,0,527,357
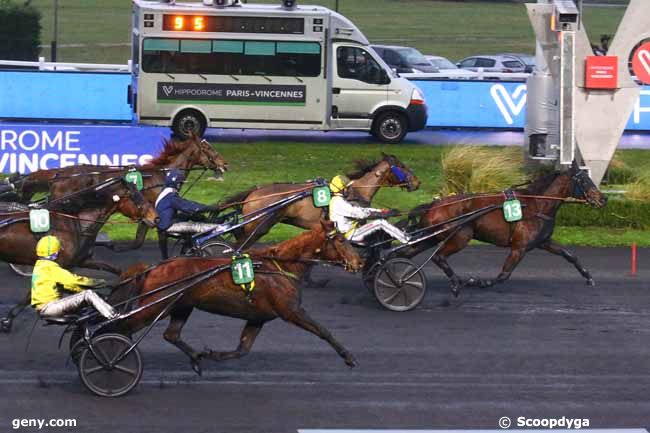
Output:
329,175,352,194
36,235,62,259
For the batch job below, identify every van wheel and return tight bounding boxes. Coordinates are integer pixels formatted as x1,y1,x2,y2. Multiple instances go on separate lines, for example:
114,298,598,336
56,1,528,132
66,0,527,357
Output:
372,112,407,144
172,110,207,139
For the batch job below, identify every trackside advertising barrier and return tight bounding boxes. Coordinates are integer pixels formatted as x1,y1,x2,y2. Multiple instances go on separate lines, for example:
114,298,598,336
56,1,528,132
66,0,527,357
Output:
409,79,650,131
0,71,133,122
0,124,169,174
1,71,649,130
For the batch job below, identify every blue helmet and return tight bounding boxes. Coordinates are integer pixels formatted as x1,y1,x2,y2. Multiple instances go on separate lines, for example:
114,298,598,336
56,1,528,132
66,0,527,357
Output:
164,169,185,188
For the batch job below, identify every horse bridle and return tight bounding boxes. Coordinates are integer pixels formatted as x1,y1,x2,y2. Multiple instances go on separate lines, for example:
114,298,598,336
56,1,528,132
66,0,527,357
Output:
570,170,591,200
324,230,357,271
195,138,225,173
119,180,149,215
389,164,414,189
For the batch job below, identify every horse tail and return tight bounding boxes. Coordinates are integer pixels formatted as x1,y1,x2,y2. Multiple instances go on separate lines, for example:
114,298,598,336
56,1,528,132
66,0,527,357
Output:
216,187,257,211
407,203,433,226
109,263,150,306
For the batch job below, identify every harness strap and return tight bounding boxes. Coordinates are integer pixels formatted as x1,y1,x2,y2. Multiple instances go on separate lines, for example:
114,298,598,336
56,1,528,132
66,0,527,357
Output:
271,259,299,281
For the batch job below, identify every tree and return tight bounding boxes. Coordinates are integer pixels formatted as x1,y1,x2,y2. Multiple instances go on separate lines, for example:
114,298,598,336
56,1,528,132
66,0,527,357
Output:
0,0,41,61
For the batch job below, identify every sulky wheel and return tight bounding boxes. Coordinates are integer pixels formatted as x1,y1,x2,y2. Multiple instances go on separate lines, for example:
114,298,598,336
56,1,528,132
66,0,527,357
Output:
362,261,382,294
78,333,143,398
9,263,33,277
199,240,235,258
373,258,426,312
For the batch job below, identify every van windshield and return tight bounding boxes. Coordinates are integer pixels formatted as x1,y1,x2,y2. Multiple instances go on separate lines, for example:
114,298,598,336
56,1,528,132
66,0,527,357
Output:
397,48,430,66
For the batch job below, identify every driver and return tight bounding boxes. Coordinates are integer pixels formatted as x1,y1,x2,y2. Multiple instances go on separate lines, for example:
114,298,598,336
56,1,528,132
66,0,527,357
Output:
31,236,118,320
328,175,410,245
155,169,226,259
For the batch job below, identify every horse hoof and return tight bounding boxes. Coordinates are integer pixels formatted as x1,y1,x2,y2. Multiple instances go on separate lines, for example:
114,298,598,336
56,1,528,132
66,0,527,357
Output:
451,287,460,298
479,280,493,289
191,359,203,376
586,278,596,287
0,317,12,333
344,353,358,368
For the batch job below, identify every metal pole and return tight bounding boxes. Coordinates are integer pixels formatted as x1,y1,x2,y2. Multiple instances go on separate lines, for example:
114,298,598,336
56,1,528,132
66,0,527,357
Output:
51,0,59,62
335,0,339,12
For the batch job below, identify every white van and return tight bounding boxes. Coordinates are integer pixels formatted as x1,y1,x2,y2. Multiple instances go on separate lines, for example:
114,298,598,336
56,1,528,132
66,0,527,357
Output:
130,0,427,143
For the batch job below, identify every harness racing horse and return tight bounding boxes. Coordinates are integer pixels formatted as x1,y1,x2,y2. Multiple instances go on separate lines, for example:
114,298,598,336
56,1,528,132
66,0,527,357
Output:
403,161,608,295
0,177,159,332
218,153,420,248
110,221,363,375
16,133,227,250
17,132,227,203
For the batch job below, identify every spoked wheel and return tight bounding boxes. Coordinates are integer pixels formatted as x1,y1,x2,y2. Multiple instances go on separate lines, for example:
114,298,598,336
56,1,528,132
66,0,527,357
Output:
9,263,33,277
362,261,382,294
373,258,426,312
199,240,235,258
78,333,143,398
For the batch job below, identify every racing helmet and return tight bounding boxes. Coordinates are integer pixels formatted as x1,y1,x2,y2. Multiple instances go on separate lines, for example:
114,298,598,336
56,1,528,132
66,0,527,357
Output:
36,235,62,260
164,169,185,189
329,175,352,194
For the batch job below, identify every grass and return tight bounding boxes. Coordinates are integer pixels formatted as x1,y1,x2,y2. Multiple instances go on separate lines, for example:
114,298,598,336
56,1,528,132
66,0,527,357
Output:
102,141,650,247
28,0,626,64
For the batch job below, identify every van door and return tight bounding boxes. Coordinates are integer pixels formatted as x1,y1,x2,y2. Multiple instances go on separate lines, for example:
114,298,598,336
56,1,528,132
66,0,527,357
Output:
331,44,389,130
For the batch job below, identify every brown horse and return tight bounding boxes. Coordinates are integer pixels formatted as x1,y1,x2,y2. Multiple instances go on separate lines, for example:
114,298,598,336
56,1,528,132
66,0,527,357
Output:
16,133,227,251
218,153,420,248
18,132,228,203
110,221,363,375
0,177,158,332
403,162,608,294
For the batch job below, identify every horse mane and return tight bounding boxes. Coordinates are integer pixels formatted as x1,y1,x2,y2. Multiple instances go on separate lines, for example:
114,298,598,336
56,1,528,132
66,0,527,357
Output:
145,137,191,167
47,178,122,213
345,159,378,180
251,226,322,258
517,170,561,195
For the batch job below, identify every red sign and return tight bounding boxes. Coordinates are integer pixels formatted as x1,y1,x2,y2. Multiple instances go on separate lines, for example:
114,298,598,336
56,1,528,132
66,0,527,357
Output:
585,56,618,89
632,42,650,85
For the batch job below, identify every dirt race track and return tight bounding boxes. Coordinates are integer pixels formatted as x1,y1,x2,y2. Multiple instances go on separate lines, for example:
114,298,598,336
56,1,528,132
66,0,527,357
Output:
0,244,649,433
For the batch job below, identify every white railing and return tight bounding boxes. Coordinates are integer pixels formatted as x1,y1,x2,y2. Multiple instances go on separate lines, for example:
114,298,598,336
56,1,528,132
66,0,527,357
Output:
0,57,131,72
401,69,530,81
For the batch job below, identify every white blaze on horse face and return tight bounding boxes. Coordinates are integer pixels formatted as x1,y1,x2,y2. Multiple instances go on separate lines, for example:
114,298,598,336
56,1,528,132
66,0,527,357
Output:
490,84,527,126
112,195,121,203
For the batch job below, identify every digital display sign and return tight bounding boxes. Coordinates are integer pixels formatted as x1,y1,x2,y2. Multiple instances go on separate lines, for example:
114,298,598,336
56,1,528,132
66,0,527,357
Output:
162,15,304,34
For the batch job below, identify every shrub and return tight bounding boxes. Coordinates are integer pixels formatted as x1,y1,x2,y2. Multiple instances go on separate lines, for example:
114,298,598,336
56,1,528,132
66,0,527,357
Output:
440,146,527,195
0,0,41,61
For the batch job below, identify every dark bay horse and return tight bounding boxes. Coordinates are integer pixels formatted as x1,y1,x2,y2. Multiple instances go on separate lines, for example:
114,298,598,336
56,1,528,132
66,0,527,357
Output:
403,162,608,294
0,178,158,332
110,221,363,375
17,133,227,250
218,153,420,247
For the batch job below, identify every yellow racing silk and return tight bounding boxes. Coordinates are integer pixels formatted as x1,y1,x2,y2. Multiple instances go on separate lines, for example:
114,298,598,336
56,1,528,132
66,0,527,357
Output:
31,259,96,309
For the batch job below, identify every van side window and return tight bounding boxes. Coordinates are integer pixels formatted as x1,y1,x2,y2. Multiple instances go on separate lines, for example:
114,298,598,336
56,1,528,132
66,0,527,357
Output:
337,47,384,84
142,38,321,77
383,49,401,67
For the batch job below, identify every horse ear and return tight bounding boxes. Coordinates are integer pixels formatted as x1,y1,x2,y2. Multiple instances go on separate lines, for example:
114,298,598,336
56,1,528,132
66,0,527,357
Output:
320,219,334,232
571,160,579,172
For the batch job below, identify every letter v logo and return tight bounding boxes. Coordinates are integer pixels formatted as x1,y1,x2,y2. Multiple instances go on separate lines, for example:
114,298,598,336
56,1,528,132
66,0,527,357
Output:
490,84,527,125
162,85,174,97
